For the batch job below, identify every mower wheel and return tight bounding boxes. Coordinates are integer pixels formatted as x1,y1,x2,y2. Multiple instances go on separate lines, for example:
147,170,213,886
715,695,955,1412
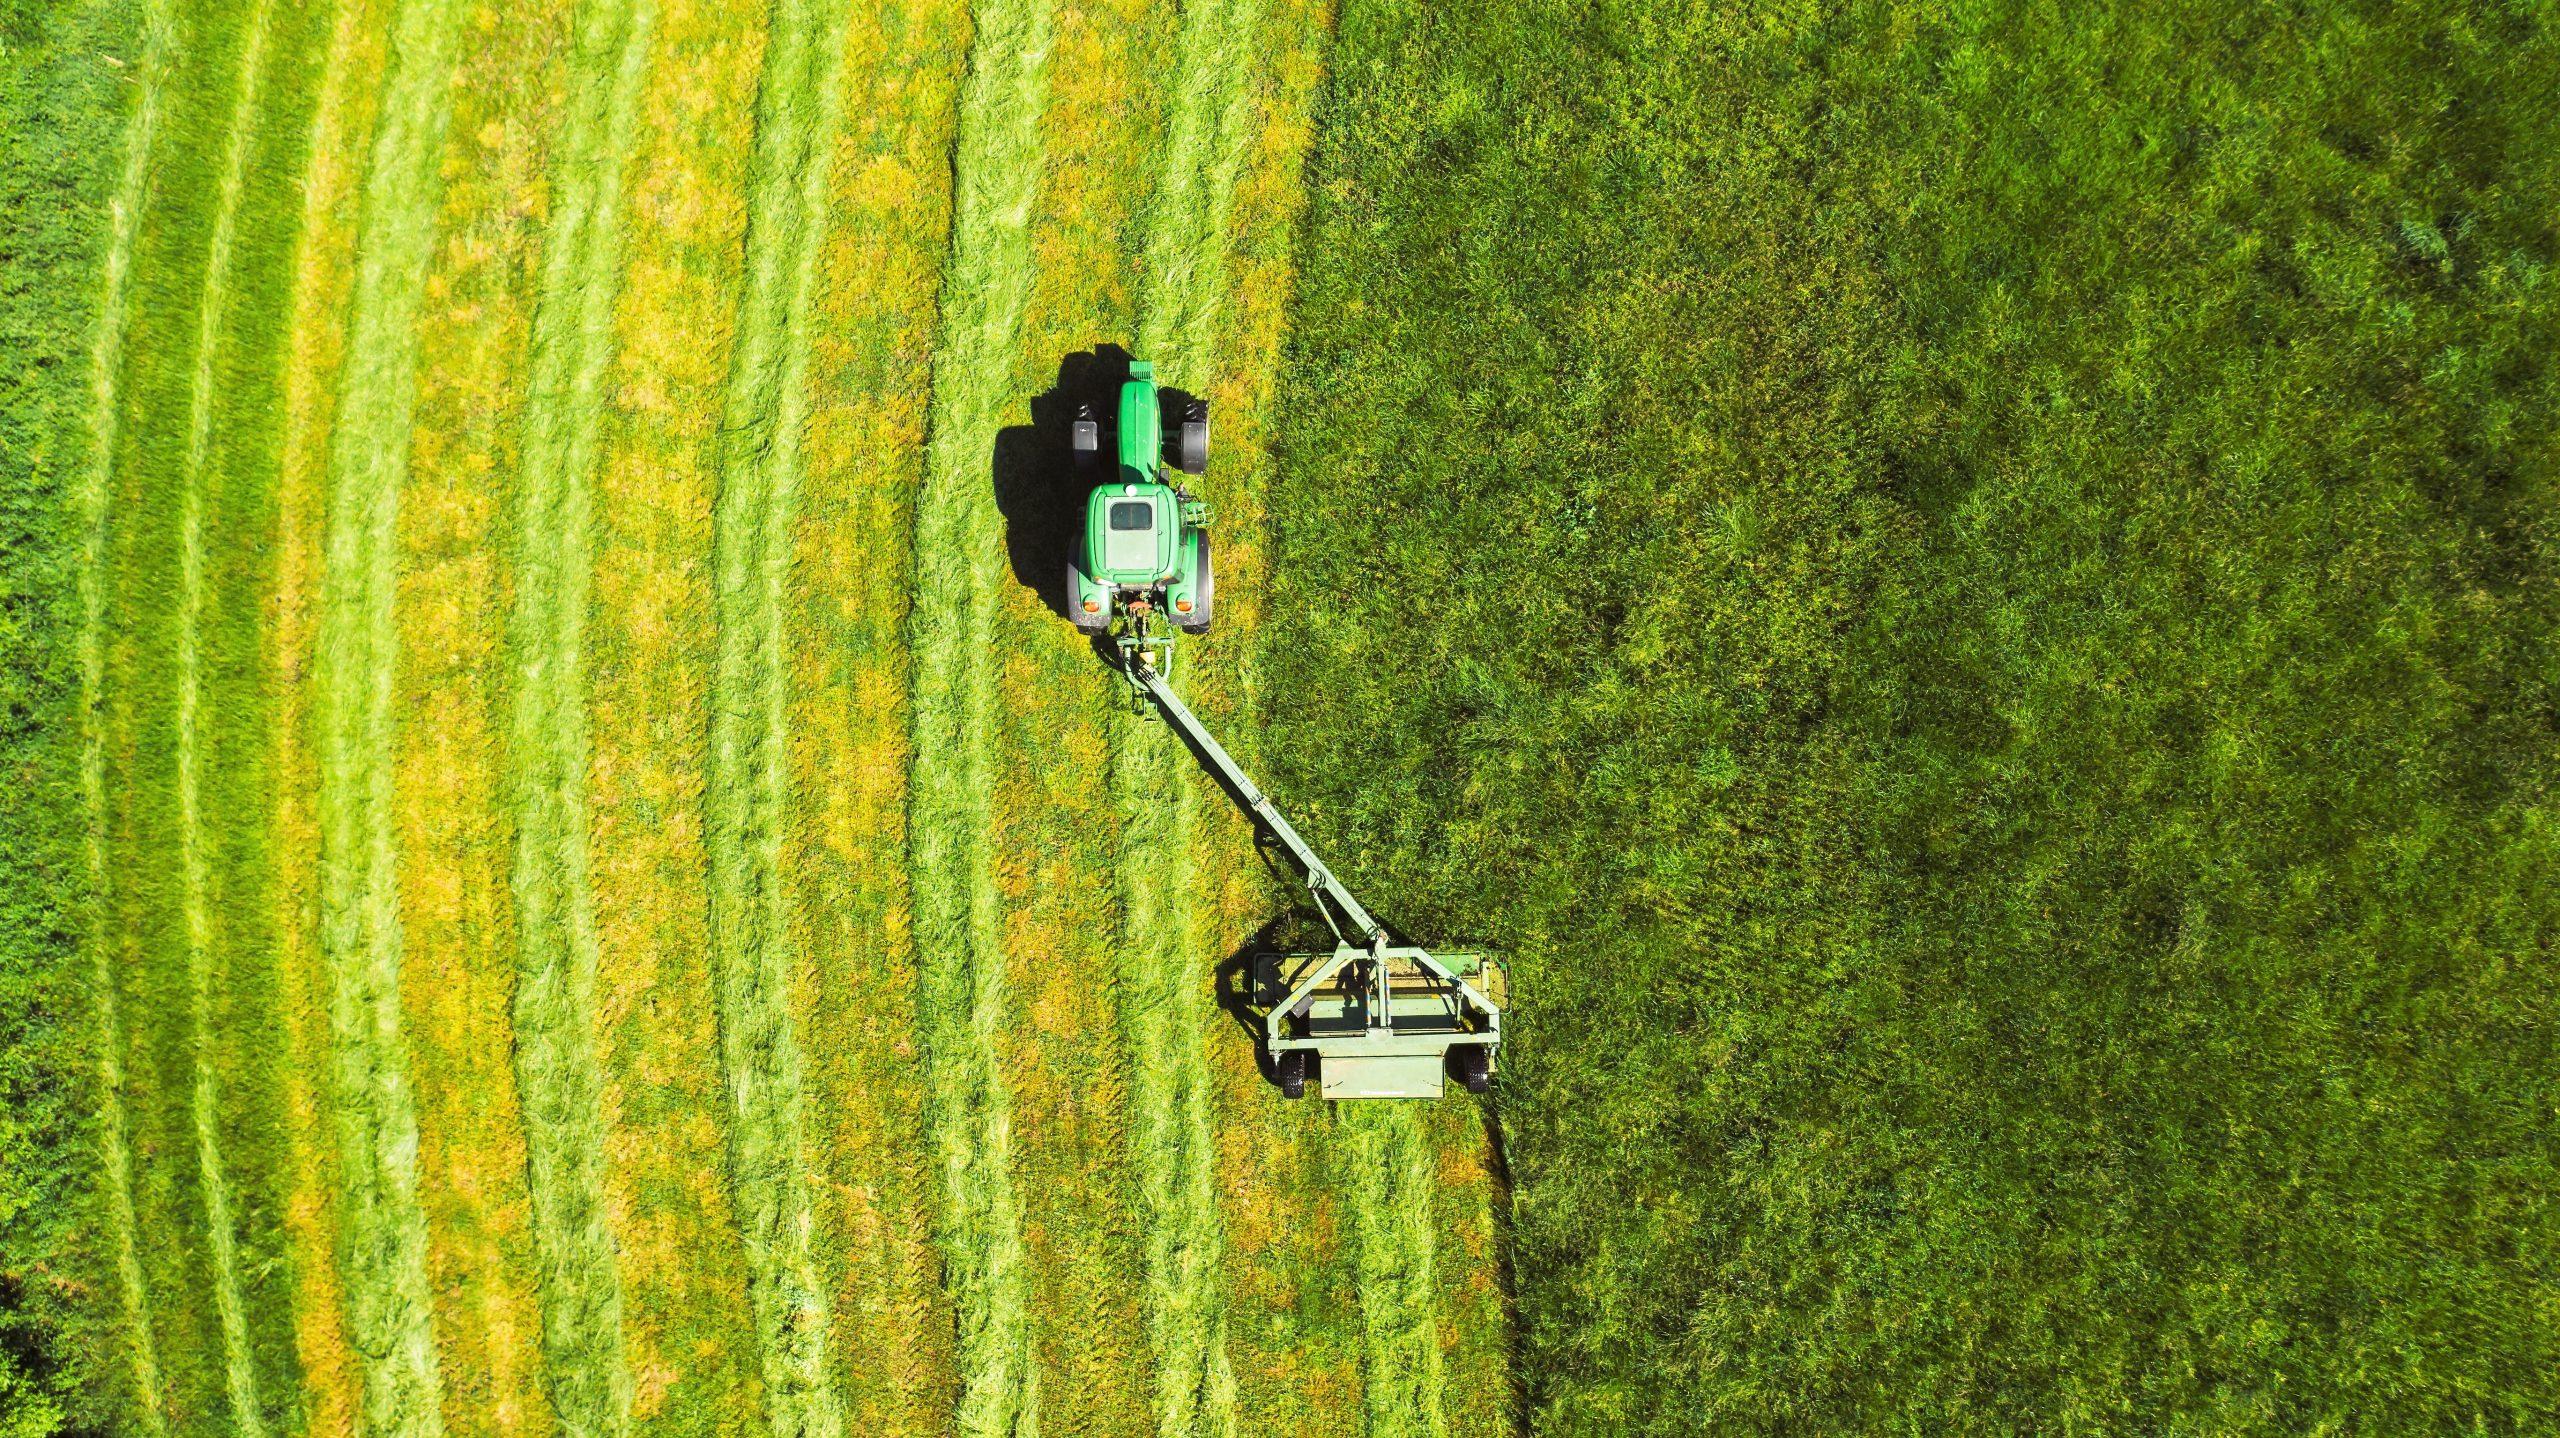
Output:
1176,399,1208,475
1450,1044,1492,1095
1177,531,1214,635
1275,1049,1308,1100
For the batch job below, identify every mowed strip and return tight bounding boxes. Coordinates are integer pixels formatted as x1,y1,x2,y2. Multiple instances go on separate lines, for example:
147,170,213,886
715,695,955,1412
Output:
905,0,1054,1430
787,0,968,1430
1115,0,1270,1427
585,0,766,1425
311,0,472,1432
172,1,285,1429
269,1,395,1430
503,1,657,1435
1342,1104,1445,1438
396,1,582,1431
703,1,854,1435
74,0,178,1427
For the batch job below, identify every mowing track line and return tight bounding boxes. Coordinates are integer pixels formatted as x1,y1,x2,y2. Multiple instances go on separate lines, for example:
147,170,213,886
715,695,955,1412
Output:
173,0,283,1430
906,0,1053,1431
312,0,471,1431
1343,1104,1446,1438
1115,1,1272,1431
74,0,177,1427
705,2,854,1434
504,1,656,1434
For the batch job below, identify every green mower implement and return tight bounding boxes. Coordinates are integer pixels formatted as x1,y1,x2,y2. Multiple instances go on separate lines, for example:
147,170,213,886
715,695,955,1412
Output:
1071,359,1503,1099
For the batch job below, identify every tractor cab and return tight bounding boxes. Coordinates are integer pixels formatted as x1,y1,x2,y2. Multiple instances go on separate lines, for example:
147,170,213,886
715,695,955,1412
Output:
1069,360,1213,638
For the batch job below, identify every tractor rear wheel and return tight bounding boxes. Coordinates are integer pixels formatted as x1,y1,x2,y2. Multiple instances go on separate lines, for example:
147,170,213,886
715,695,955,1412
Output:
1176,398,1208,475
1275,1049,1308,1100
1176,530,1213,635
1450,1044,1492,1094
1069,561,1110,634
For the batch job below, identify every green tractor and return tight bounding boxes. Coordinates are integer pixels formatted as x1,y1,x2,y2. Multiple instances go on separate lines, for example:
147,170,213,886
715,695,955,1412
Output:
1068,359,1213,668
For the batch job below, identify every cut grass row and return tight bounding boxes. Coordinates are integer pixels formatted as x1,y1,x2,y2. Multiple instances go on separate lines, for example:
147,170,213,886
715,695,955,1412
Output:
501,0,656,1433
704,0,855,1434
1114,0,1272,1429
906,0,1058,1430
1341,1105,1444,1438
72,0,177,1427
311,0,471,1431
172,1,283,1430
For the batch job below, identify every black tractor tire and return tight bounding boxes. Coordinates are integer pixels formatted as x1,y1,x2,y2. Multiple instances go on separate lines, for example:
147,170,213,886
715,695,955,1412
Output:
1450,1044,1492,1095
1070,404,1101,468
1069,561,1110,634
1176,398,1208,475
1275,1049,1309,1100
1176,530,1214,635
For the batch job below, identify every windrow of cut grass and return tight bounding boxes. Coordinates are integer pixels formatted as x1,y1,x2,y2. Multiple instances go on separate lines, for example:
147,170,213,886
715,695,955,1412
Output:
311,0,472,1431
502,2,656,1435
172,2,283,1430
1340,1105,1444,1438
269,2,396,1431
905,0,1055,1430
1112,0,1272,1429
71,0,177,1428
703,1,854,1434
786,0,968,1431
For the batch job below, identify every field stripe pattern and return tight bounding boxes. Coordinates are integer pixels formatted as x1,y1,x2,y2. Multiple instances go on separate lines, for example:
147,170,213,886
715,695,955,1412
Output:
905,0,1055,1430
503,1,657,1434
703,2,855,1435
311,0,473,1430
172,0,283,1430
1343,1104,1445,1438
1116,0,1272,1430
73,0,179,1428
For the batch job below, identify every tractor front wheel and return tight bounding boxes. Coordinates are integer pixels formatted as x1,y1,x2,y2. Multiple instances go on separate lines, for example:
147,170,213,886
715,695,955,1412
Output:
1176,531,1214,635
1176,398,1208,475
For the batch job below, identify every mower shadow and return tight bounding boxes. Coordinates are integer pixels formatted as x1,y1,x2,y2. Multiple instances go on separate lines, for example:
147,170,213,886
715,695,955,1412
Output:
1215,917,1294,1083
993,344,1133,622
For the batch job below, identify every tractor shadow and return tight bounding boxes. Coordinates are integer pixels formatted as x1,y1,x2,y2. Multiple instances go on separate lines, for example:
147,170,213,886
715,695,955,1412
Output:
992,344,1133,622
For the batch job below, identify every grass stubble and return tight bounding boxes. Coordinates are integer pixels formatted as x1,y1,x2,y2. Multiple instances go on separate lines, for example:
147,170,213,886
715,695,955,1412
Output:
904,0,1055,1430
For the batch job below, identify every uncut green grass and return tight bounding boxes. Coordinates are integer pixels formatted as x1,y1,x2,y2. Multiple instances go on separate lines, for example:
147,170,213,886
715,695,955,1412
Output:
1270,1,2560,1433
904,0,1052,1431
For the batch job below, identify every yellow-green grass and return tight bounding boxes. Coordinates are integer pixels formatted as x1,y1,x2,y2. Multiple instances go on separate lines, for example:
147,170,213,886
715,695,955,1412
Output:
787,0,967,1431
585,0,764,1429
500,0,657,1434
72,0,177,1426
270,2,396,1431
994,0,1163,1429
905,0,1054,1430
702,0,858,1433
1111,0,1271,1430
311,0,473,1432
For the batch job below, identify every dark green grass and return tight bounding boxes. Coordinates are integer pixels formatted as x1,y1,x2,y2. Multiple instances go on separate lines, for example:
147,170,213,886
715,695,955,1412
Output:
0,1,146,1431
1268,0,2560,1432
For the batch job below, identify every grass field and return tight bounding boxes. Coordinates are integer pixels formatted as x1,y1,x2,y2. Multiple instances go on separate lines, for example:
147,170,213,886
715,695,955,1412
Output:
6,0,2557,1434
0,0,1507,1434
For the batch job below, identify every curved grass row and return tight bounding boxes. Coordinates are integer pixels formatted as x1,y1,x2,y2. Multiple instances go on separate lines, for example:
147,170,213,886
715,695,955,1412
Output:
311,0,472,1430
502,2,657,1435
72,0,179,1427
905,0,1055,1429
703,1,856,1433
172,2,284,1430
